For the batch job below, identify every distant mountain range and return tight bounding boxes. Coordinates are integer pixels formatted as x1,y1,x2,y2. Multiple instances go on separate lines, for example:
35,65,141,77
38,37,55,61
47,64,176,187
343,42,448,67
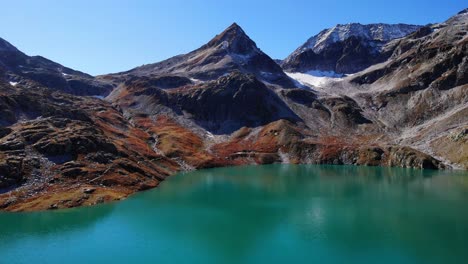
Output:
0,9,467,211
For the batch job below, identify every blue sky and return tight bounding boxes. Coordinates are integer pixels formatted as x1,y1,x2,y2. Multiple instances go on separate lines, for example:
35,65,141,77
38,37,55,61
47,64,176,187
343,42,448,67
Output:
1,0,465,75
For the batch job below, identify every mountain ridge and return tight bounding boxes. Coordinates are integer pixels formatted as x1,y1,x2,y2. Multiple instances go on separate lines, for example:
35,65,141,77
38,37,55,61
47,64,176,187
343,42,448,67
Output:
0,37,113,96
282,22,422,73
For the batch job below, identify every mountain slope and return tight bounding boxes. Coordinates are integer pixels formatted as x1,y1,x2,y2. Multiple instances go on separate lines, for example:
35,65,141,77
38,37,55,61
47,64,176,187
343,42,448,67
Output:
345,9,468,167
0,38,113,96
282,23,421,73
0,78,181,211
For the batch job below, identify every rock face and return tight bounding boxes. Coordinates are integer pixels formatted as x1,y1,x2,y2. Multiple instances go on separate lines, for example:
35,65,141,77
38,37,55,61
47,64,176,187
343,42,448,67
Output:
349,9,467,138
112,23,297,87
344,10,468,169
112,71,300,134
0,82,179,211
0,10,467,212
282,23,421,73
351,11,468,93
0,38,113,96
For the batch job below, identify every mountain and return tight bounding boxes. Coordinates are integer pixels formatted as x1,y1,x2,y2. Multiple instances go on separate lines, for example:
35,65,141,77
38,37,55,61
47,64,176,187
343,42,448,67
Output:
0,73,180,211
0,10,467,211
347,8,468,165
106,24,302,134
113,23,297,87
0,37,113,96
352,9,467,92
282,23,422,74
0,38,179,211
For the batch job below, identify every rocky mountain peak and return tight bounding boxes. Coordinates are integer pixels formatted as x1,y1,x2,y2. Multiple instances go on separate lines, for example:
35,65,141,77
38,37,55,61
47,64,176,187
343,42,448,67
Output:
282,22,422,73
225,22,243,33
205,22,259,55
299,23,422,54
212,23,247,42
118,23,296,87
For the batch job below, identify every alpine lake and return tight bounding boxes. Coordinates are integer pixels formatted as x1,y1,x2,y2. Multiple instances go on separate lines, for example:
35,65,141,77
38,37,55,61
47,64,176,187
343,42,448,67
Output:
1,164,468,264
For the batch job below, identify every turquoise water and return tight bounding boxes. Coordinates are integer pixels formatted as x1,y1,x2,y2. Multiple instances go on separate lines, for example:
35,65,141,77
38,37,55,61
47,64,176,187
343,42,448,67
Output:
1,165,468,264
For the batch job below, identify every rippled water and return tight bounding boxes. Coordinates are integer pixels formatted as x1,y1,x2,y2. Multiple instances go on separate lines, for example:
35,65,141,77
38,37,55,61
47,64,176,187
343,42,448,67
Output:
1,165,468,264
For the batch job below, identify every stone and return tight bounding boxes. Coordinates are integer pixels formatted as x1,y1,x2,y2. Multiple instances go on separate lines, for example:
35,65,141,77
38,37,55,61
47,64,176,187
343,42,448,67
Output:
83,188,96,194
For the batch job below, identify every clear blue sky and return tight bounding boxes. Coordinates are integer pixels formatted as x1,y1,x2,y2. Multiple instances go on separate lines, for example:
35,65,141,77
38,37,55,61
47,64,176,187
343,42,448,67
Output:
1,0,465,75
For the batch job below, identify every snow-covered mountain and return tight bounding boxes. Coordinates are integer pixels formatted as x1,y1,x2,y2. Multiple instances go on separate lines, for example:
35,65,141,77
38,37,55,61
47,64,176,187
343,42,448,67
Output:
282,23,421,74
299,23,421,53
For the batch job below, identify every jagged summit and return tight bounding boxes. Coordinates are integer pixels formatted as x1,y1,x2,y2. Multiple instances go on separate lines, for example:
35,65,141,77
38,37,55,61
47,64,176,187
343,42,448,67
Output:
209,23,246,44
299,23,421,53
202,22,260,55
282,22,421,73
219,22,245,36
204,22,258,55
118,23,297,87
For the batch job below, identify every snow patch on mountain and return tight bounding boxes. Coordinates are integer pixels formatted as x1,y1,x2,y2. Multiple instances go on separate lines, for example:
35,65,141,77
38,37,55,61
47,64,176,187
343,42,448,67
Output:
286,70,346,88
301,23,421,53
189,78,203,84
220,41,229,50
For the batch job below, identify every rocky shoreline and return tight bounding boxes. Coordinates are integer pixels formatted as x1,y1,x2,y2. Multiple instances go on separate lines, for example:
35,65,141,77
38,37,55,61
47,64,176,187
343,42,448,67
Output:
0,115,446,212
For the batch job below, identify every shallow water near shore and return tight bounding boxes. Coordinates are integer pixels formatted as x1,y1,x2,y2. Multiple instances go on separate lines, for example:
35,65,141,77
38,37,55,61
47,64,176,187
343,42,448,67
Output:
1,165,468,264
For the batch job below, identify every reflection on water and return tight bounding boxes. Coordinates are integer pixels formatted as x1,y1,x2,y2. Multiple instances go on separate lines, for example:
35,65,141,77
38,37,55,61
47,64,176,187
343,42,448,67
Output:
1,165,467,264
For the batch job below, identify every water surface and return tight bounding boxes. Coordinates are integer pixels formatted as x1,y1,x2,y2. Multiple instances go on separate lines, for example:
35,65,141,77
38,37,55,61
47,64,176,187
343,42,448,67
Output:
1,165,468,264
